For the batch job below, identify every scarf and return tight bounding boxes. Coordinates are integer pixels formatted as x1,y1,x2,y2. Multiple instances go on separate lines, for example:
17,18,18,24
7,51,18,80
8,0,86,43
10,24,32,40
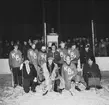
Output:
25,62,30,74
47,62,55,76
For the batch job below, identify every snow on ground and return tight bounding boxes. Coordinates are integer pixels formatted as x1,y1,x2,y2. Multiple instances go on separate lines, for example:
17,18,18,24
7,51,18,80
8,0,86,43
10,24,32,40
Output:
1,79,109,105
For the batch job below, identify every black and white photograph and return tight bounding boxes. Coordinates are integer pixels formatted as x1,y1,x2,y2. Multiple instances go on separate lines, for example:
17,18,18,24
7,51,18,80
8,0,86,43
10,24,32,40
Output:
0,0,109,105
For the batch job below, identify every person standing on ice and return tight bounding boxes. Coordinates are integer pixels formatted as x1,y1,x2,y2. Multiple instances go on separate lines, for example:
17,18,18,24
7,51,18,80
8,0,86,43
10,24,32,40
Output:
62,55,81,95
9,44,23,88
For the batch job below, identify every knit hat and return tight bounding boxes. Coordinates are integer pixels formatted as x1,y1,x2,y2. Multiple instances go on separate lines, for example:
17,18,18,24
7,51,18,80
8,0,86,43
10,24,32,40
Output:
47,54,54,60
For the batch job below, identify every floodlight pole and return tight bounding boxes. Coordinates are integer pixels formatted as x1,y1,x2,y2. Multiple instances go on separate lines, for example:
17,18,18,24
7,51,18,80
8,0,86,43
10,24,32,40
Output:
44,22,47,48
42,0,47,49
91,20,95,56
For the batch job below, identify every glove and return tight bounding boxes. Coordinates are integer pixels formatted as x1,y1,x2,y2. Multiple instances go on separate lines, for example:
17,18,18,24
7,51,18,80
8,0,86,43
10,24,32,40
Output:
20,63,23,70
87,72,92,78
33,77,37,82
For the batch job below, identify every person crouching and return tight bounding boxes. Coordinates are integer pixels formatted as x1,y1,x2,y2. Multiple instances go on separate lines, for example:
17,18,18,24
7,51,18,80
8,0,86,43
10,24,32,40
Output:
20,60,38,93
41,56,63,95
62,55,81,95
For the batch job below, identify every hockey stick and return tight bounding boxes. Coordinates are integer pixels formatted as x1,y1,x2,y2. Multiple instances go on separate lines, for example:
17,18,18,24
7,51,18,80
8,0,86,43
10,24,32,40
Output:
10,68,14,87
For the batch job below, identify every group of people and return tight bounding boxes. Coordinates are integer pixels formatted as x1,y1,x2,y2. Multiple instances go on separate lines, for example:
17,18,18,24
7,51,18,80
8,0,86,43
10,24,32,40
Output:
1,37,109,58
8,40,102,96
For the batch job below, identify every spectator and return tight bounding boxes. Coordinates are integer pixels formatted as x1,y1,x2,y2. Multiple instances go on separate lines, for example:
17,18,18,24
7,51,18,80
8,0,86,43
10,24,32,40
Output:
3,40,10,58
105,38,109,56
17,40,22,52
99,39,107,56
80,44,94,67
22,41,29,60
0,40,3,58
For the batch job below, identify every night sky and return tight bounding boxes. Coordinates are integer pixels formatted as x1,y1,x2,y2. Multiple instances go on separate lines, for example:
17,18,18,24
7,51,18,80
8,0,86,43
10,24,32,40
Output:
0,0,109,41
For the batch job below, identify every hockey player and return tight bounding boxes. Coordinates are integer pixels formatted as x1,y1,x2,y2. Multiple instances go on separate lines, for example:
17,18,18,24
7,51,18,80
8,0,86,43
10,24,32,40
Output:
20,59,38,93
38,46,47,67
58,42,68,76
27,44,42,82
9,44,23,88
68,43,80,68
62,55,81,95
59,42,68,64
36,46,47,83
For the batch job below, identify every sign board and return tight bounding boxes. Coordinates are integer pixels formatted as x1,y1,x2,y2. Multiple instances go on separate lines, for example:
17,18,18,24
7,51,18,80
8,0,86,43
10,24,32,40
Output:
47,35,58,42
47,32,59,47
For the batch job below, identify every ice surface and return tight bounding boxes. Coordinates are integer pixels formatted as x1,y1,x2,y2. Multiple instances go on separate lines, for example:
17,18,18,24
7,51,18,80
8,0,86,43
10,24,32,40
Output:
0,79,109,105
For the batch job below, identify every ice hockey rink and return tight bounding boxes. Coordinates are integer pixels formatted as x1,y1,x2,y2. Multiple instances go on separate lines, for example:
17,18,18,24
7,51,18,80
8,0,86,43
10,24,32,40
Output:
0,58,109,105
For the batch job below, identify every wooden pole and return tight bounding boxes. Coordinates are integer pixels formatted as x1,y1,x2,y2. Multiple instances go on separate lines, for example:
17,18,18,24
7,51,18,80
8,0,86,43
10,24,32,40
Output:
58,0,61,39
44,22,47,48
91,20,95,56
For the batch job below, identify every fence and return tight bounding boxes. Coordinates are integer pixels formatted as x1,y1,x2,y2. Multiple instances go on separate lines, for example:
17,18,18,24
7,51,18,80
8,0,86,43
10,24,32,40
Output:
0,57,109,74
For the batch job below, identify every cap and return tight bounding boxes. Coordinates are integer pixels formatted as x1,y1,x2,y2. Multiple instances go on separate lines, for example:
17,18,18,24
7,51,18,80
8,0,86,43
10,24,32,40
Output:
48,56,54,60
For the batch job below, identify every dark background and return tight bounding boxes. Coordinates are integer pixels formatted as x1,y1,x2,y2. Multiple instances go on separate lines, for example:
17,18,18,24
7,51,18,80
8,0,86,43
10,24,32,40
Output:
0,0,109,41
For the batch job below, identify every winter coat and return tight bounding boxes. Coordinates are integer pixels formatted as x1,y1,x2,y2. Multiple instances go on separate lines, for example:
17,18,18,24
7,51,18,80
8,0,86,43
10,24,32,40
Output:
99,42,107,56
83,63,101,79
47,50,61,64
21,62,37,79
80,49,94,64
38,51,47,67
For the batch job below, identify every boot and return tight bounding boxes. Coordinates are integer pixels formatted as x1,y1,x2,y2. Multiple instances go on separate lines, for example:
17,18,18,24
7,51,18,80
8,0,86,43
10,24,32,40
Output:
43,90,48,96
75,86,81,91
85,86,90,90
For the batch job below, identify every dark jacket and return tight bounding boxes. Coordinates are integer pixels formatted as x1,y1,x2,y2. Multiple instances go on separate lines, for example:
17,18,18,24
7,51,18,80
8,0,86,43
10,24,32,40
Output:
83,63,101,79
47,50,61,64
22,63,37,79
80,49,94,64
